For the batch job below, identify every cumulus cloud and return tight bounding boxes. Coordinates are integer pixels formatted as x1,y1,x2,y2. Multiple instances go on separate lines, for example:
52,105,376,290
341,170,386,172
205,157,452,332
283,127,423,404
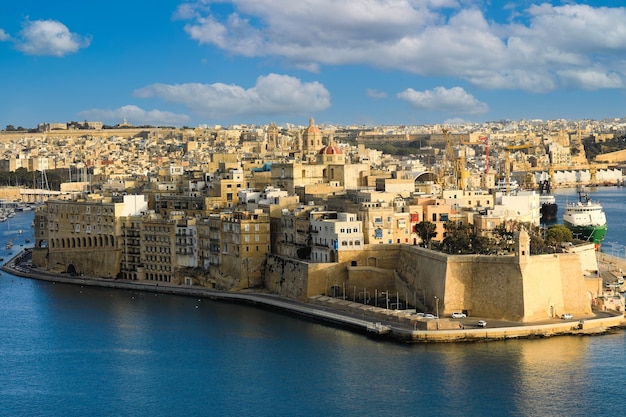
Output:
0,29,10,41
77,105,191,126
397,86,488,115
133,73,331,118
176,1,626,92
15,19,90,56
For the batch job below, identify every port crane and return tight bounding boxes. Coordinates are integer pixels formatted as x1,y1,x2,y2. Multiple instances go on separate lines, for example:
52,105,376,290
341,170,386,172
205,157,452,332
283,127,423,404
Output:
440,129,468,190
479,136,489,173
502,143,533,193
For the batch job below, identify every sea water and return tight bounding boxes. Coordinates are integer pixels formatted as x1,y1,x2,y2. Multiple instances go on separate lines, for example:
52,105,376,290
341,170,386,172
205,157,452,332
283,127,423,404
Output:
1,201,626,417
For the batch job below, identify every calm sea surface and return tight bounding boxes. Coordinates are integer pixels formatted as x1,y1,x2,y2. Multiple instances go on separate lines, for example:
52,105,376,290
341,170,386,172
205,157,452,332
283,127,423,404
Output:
2,198,626,417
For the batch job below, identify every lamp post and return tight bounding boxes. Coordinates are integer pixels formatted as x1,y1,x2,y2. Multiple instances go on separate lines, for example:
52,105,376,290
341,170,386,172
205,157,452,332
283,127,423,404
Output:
434,296,440,330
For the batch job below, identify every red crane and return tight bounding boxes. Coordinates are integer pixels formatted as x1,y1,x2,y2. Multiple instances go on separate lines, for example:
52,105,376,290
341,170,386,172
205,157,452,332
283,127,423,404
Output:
479,136,489,173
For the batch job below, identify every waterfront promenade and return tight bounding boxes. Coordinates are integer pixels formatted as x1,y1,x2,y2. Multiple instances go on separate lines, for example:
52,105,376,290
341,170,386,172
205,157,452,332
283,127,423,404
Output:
3,248,624,343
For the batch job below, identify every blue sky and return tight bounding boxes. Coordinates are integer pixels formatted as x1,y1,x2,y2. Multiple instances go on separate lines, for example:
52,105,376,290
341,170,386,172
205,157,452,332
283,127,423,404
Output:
1,0,625,128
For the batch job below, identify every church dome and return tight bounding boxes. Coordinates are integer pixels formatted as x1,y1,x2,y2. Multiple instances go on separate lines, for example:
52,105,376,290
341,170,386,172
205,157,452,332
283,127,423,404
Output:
304,117,320,134
319,144,343,155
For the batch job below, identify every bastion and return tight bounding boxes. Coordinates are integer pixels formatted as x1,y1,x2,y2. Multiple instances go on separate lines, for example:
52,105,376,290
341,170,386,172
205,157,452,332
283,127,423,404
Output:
265,229,597,323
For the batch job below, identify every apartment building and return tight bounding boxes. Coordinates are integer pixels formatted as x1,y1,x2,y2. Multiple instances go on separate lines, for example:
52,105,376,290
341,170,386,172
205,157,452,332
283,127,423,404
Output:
119,215,142,280
310,211,364,263
219,210,270,288
138,211,197,284
32,194,148,277
271,204,319,259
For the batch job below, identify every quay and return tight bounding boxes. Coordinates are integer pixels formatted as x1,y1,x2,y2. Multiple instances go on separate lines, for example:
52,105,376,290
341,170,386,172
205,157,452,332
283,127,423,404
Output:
3,248,625,343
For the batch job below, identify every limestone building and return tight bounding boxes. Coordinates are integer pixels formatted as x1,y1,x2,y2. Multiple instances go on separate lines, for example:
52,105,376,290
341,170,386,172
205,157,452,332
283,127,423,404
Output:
310,211,364,263
32,194,148,277
217,210,270,289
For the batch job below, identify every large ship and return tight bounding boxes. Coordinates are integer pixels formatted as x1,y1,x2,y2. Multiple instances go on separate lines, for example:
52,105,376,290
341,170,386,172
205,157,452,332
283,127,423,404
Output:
562,190,607,249
495,178,519,194
539,180,557,223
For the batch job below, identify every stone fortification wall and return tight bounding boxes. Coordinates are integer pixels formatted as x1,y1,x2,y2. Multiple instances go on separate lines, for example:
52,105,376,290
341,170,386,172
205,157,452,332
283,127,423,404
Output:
265,246,401,302
47,249,122,278
265,243,594,322
347,266,396,295
569,243,599,273
397,247,526,319
520,253,592,320
396,246,450,313
444,255,525,319
397,245,593,322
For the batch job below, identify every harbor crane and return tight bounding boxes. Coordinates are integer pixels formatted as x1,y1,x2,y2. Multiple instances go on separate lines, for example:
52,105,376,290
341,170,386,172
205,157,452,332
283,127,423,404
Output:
503,143,534,192
479,136,489,173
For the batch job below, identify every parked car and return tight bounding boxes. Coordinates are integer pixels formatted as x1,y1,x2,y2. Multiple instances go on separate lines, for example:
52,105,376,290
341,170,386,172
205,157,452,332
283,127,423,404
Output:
451,312,467,319
423,314,436,319
561,313,573,320
477,320,487,327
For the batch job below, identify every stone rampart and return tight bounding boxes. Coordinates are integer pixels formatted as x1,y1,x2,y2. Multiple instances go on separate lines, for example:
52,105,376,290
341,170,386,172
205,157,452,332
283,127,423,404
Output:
397,245,592,322
265,246,402,302
265,242,596,322
46,248,122,278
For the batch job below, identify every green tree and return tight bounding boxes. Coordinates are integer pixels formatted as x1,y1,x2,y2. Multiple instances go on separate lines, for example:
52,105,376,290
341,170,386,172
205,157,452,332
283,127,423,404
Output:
442,221,472,254
545,224,573,246
414,221,437,248
471,234,495,254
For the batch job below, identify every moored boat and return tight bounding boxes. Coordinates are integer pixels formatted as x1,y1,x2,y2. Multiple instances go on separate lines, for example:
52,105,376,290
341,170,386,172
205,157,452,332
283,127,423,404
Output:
495,178,519,194
539,180,558,223
562,189,607,250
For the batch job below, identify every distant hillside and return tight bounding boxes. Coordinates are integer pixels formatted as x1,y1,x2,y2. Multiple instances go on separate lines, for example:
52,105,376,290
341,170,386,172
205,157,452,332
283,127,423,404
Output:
583,135,626,162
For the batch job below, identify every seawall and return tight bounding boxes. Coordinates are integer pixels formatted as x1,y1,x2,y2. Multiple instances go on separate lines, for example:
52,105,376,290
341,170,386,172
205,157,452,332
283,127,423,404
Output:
3,250,624,344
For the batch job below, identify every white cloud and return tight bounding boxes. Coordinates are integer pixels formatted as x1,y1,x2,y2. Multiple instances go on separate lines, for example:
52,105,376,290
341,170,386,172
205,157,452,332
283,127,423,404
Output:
397,86,488,115
134,73,331,118
367,89,387,99
557,69,623,90
0,29,10,41
176,1,626,92
15,20,90,56
77,105,191,126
